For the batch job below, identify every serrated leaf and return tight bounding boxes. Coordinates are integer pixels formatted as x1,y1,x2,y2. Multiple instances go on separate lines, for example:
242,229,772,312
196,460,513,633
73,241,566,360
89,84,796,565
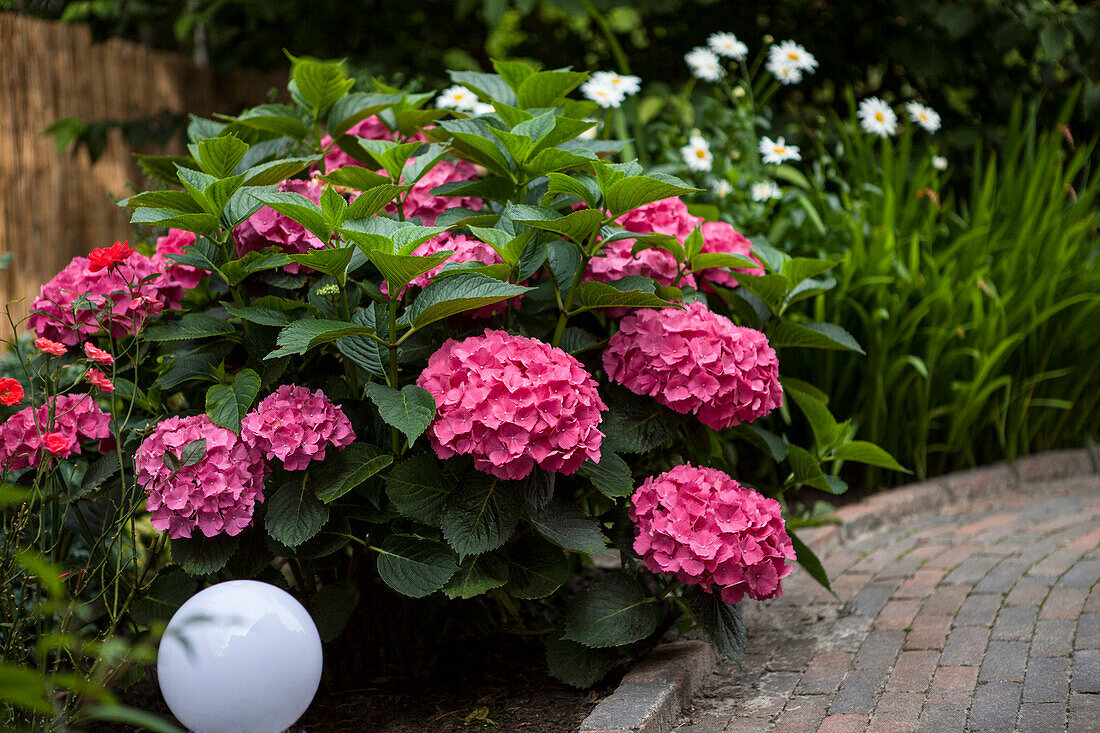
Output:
289,247,355,285
79,453,119,497
505,534,569,599
265,480,330,547
218,251,294,286
604,173,700,217
144,313,235,342
129,207,219,236
768,320,865,354
832,441,909,472
730,272,790,312
563,573,659,648
601,387,684,454
528,500,607,555
120,189,205,213
365,383,436,447
448,70,517,107
193,135,249,178
130,568,196,626
204,369,261,433
516,70,587,109
367,250,452,296
516,208,605,243
313,443,392,503
171,534,239,576
441,478,522,557
402,273,530,330
784,382,840,453
545,172,599,208
443,552,510,599
223,303,292,327
790,531,833,595
268,318,375,359
690,590,747,662
578,452,633,498
384,455,452,525
375,535,458,598
344,183,411,219
310,582,360,642
572,280,671,311
786,445,834,492
546,634,620,688
249,190,331,244
294,58,355,113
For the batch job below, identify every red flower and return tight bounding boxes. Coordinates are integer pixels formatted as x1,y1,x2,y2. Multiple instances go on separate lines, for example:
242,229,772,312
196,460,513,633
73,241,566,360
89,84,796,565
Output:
42,432,74,458
83,343,114,366
35,337,67,356
86,369,114,394
0,378,23,406
87,241,135,273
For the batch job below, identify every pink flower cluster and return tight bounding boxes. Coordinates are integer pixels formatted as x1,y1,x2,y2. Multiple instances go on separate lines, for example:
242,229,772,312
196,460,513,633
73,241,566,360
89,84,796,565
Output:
417,330,607,480
155,228,208,289
0,394,111,472
695,222,765,288
27,254,186,346
603,301,783,430
234,178,326,269
386,160,483,225
319,115,425,173
241,384,355,471
136,415,268,539
630,464,795,604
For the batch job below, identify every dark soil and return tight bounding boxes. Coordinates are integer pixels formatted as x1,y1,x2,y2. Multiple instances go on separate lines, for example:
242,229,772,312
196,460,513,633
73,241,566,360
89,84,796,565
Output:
298,635,615,733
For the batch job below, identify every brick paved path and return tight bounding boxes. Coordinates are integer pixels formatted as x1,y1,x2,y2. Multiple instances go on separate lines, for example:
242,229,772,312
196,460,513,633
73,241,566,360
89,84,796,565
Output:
674,475,1100,732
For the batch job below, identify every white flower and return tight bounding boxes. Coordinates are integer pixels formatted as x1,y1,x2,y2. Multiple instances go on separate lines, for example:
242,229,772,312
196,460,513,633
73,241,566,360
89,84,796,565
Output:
579,120,600,141
580,79,627,109
768,40,818,72
932,155,948,171
590,71,641,96
685,47,725,82
906,102,941,133
751,181,783,202
712,179,733,198
708,32,748,61
472,102,496,116
681,135,713,172
857,97,898,137
758,136,801,165
766,57,804,85
436,85,479,112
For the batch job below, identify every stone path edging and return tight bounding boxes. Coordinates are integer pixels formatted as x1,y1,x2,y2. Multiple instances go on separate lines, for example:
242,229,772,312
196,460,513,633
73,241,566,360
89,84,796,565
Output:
578,447,1100,733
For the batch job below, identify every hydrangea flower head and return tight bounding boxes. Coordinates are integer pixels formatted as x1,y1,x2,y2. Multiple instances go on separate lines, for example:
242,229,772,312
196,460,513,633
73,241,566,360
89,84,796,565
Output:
136,415,268,539
694,221,765,289
241,384,355,471
603,301,782,430
631,463,795,603
234,178,327,268
155,228,207,289
417,330,607,480
618,197,703,240
28,253,185,346
0,394,111,472
388,159,483,225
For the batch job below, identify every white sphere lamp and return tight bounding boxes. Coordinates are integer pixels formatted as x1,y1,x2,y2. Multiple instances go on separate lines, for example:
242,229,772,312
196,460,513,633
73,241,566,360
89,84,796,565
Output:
158,580,323,733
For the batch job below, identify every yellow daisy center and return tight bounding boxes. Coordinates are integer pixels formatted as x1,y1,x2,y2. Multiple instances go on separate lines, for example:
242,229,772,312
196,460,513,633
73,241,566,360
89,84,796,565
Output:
696,149,707,158
773,147,785,154
875,112,884,122
787,53,799,60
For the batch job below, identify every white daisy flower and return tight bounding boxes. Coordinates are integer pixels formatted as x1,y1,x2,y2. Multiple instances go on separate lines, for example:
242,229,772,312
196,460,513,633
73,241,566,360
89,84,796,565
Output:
685,47,725,82
751,181,783,202
766,57,804,85
590,71,642,96
768,40,818,72
932,155,948,171
681,135,713,172
857,97,898,137
580,79,626,109
436,85,480,112
906,102,941,133
707,32,748,61
712,179,733,198
758,136,801,165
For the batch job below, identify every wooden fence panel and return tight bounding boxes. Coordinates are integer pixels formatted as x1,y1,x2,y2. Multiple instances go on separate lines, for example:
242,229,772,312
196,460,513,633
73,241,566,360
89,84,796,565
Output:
0,12,282,338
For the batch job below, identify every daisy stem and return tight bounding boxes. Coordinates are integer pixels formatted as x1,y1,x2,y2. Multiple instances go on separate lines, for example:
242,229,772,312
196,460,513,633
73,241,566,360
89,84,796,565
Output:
583,1,632,75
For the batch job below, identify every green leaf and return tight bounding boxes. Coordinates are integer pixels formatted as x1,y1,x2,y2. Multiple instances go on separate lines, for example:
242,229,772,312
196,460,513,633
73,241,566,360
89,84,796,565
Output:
547,240,583,291
690,590,747,662
336,308,386,378
735,424,788,462
492,58,537,90
523,147,596,178
313,443,392,503
204,369,261,433
289,247,355,285
578,452,633,498
375,535,458,598
401,273,530,330
80,453,119,497
129,207,219,236
130,568,196,626
546,171,598,208
441,478,522,557
768,320,865,354
384,455,453,526
219,251,295,286
784,382,841,453
832,441,909,472
223,303,292,327
528,500,607,555
120,189,205,213
449,70,517,107
545,635,620,688
322,165,391,193
293,58,355,113
782,257,838,285
135,154,198,185
572,280,671,311
249,189,331,244
234,105,309,140
328,92,403,137
786,445,835,492
563,573,659,648
310,582,360,642
601,387,684,454
265,480,331,548
515,208,605,243
193,135,249,178
516,70,587,108
344,183,411,220
730,273,790,312
443,552,510,599
367,250,452,297
171,534,239,576
145,313,235,342
603,173,700,217
790,531,833,595
268,318,374,359
364,383,436,447
505,534,569,599
83,706,185,733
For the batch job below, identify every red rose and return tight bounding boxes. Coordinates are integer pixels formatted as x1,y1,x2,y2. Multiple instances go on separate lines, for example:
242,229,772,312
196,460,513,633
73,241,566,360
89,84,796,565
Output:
42,432,73,458
34,337,67,356
0,377,23,406
87,241,135,273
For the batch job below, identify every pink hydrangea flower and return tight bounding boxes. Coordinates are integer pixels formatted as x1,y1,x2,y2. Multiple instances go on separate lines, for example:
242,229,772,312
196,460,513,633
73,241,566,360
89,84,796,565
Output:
417,330,607,480
319,115,426,173
234,178,326,271
618,197,702,239
240,385,355,471
631,464,795,603
693,221,765,289
27,254,185,346
155,228,207,289
387,160,483,225
602,301,783,430
0,394,112,472
136,414,268,539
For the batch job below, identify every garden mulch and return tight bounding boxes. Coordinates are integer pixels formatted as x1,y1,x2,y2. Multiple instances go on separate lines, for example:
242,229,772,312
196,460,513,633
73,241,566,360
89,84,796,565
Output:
672,469,1100,733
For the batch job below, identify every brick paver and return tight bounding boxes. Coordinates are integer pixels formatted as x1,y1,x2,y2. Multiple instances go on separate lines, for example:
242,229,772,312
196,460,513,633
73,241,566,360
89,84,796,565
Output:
674,475,1100,732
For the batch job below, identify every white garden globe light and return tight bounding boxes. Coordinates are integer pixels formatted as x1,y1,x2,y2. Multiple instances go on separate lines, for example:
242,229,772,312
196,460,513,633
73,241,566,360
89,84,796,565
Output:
158,580,323,733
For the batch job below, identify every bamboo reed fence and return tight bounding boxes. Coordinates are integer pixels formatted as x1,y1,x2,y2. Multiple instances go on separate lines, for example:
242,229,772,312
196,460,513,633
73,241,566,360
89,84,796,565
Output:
0,12,283,338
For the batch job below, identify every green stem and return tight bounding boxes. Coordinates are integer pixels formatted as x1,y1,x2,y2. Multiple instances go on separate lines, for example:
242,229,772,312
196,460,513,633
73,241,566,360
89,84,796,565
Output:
584,0,631,74
386,297,402,452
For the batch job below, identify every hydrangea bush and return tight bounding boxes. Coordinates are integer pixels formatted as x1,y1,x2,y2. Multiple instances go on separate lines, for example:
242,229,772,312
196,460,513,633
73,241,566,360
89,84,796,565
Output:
2,56,903,696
